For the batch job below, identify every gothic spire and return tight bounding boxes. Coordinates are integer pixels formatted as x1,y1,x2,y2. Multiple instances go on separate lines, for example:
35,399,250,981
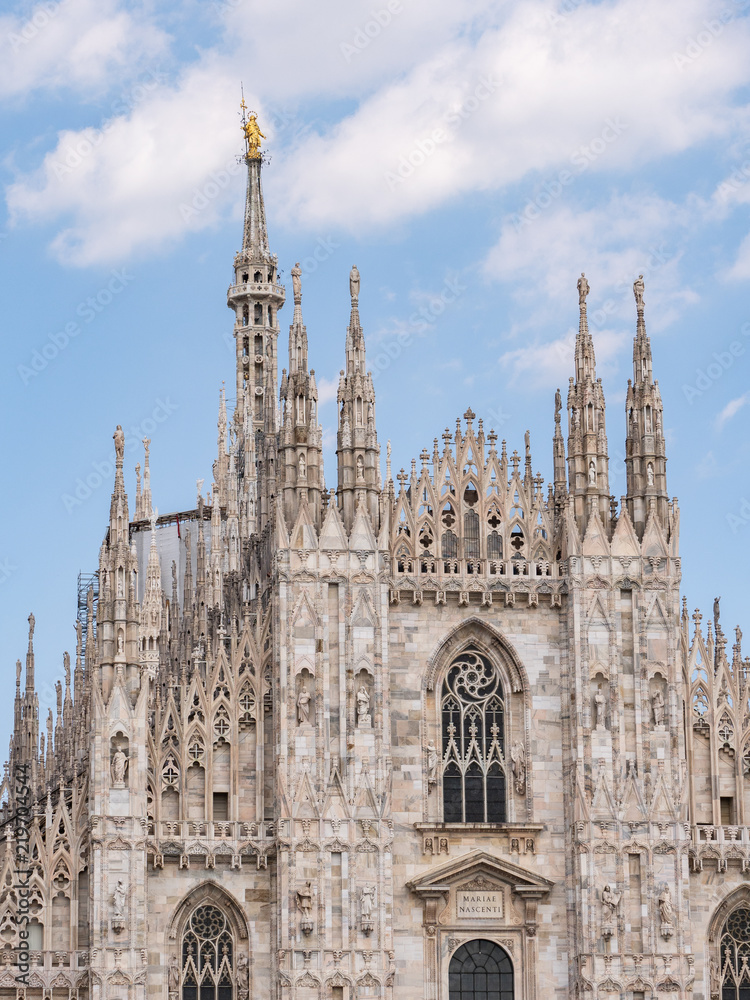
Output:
279,263,324,527
566,274,611,537
625,275,669,538
336,266,379,532
227,107,285,537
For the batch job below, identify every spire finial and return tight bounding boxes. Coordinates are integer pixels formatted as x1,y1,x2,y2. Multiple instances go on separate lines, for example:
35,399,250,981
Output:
349,265,360,306
634,274,645,312
240,88,265,160
577,272,589,311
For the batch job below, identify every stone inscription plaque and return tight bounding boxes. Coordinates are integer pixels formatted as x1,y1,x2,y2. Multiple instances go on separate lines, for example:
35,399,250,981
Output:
456,889,504,919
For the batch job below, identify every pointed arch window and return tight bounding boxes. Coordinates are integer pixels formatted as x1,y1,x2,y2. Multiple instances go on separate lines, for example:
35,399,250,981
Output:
487,531,502,561
442,650,506,823
464,510,480,561
180,904,234,1000
720,907,750,999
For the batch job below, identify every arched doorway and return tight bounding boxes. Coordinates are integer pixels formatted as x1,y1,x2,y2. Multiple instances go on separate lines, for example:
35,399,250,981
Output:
449,939,513,1000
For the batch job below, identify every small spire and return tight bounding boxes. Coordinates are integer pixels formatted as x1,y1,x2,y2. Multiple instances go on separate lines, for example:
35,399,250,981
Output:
142,437,152,520
292,261,303,322
135,463,142,518
26,612,35,696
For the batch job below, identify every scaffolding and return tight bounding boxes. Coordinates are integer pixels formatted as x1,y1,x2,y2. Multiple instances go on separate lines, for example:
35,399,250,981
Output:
76,571,99,664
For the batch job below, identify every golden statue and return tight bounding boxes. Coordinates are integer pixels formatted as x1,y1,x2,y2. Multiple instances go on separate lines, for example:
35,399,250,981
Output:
240,98,265,159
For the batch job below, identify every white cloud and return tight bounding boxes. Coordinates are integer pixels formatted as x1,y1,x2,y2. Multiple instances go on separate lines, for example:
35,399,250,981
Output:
7,62,242,264
483,193,695,316
6,0,750,264
727,231,750,280
715,392,749,430
498,327,627,389
0,0,168,99
316,376,339,407
273,0,750,231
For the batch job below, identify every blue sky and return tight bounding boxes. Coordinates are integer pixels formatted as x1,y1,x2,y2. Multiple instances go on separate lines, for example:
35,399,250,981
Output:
1,0,749,752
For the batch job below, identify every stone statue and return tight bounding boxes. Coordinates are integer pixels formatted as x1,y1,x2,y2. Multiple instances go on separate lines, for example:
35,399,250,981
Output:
425,742,438,783
356,685,371,725
349,265,360,302
242,112,265,157
236,953,249,990
168,958,180,992
710,958,721,996
714,596,721,626
647,462,654,486
291,262,302,302
117,631,124,654
577,272,590,307
601,883,620,916
297,685,311,725
652,687,665,727
634,274,645,309
113,879,127,917
524,430,531,460
113,425,125,461
658,884,674,924
111,748,128,785
356,455,364,482
361,884,375,918
296,881,313,918
554,388,562,420
588,459,596,486
298,452,306,479
594,685,606,729
510,742,526,794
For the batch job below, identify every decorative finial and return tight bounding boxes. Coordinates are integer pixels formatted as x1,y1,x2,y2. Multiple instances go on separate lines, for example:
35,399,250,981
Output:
291,262,302,305
241,100,265,160
386,440,392,482
634,274,645,311
349,265,360,305
113,424,124,463
577,272,589,309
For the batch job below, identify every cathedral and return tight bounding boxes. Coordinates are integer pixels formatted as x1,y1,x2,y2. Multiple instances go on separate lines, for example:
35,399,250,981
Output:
1,112,749,1000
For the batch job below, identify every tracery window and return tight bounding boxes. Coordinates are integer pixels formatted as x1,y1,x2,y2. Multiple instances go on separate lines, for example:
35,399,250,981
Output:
181,904,234,1000
442,651,506,823
449,939,513,1000
721,907,750,1000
